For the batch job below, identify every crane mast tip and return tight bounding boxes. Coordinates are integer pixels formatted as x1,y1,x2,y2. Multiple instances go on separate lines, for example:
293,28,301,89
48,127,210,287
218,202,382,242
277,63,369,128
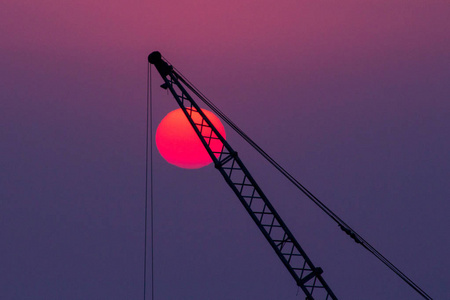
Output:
148,51,162,64
148,51,173,77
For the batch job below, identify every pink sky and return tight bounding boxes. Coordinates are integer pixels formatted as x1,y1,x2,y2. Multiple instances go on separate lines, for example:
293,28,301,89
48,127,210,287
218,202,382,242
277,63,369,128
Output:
1,1,449,299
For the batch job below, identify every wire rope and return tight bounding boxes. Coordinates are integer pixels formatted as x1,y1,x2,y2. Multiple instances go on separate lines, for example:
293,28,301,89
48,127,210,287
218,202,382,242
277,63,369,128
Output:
144,63,155,300
150,63,155,300
164,57,432,300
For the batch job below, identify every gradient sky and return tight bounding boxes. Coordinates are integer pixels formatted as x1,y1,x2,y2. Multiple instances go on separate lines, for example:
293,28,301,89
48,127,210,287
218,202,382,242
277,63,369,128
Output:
1,1,449,299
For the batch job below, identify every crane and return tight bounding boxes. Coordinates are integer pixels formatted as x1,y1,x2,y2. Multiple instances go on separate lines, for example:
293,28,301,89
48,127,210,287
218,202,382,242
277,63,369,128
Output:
148,51,432,300
148,51,336,300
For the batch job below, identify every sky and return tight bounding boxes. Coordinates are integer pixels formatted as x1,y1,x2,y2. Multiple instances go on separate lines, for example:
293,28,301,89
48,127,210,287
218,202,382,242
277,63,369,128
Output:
1,1,449,299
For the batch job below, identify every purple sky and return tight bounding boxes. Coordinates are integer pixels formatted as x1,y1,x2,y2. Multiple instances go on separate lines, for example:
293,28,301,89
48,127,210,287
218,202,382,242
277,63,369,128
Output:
1,1,449,299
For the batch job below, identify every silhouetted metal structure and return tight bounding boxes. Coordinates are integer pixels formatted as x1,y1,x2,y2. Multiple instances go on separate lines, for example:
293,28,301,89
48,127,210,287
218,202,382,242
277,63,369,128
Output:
149,51,337,300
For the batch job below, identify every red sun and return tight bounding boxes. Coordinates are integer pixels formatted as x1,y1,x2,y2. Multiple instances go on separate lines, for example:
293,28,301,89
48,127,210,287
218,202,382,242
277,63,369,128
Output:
156,108,226,169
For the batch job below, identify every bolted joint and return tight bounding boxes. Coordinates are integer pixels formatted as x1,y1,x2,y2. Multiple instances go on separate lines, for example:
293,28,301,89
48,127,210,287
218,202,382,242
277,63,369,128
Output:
214,152,238,169
297,267,324,286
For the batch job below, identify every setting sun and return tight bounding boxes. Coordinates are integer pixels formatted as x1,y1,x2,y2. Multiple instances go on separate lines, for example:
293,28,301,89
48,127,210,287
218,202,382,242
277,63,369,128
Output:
156,108,226,169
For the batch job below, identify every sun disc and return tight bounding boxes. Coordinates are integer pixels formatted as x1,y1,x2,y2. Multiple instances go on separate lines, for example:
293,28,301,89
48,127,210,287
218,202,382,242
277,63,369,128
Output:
156,108,226,169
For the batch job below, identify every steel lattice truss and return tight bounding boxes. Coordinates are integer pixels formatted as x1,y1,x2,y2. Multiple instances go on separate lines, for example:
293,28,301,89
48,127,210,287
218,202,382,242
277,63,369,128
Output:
150,53,337,300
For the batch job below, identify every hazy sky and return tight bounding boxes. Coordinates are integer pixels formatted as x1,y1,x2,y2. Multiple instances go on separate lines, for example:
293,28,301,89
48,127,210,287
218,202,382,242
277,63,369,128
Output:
1,1,449,299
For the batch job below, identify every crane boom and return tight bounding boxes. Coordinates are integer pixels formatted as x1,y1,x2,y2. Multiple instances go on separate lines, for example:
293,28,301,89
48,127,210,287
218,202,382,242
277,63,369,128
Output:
149,51,337,300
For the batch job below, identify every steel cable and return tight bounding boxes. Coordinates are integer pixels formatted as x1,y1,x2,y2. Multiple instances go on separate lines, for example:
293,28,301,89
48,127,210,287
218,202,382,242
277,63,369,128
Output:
162,57,432,300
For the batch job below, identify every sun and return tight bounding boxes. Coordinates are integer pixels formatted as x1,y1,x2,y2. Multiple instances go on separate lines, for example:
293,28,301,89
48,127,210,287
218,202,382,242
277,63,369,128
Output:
156,108,226,169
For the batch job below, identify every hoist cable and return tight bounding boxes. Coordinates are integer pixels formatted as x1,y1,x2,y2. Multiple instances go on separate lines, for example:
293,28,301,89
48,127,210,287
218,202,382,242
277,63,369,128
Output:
144,63,149,300
164,57,432,300
150,64,155,300
144,63,155,300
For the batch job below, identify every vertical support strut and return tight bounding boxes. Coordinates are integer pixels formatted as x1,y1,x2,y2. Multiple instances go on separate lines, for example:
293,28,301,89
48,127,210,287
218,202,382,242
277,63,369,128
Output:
149,52,337,300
